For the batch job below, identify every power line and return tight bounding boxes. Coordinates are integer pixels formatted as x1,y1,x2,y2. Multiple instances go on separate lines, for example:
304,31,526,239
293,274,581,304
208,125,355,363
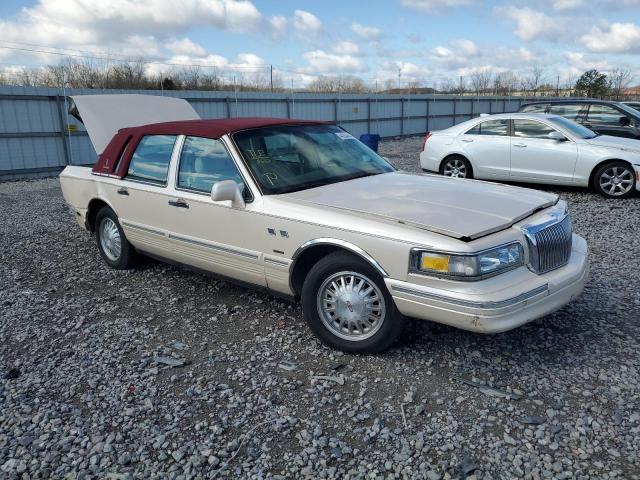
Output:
0,44,272,70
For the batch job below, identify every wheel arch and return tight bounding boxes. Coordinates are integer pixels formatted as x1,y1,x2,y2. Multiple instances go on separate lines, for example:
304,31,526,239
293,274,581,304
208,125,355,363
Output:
588,158,634,189
439,153,474,176
289,239,388,297
86,197,115,233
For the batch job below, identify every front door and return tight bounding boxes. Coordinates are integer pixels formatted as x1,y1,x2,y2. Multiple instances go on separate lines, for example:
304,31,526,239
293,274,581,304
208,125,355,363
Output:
510,119,578,183
161,135,267,287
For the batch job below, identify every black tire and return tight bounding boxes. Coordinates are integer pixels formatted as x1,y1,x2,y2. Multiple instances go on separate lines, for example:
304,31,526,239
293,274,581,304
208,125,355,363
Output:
440,155,473,179
592,161,636,199
94,206,137,269
301,251,405,353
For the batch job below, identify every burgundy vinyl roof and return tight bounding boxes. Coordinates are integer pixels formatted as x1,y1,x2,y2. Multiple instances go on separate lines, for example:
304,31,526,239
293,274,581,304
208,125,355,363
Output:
118,117,330,138
93,117,331,177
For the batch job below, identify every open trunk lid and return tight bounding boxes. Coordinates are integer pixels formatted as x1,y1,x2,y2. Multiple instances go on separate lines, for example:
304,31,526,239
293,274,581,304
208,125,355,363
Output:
69,94,200,154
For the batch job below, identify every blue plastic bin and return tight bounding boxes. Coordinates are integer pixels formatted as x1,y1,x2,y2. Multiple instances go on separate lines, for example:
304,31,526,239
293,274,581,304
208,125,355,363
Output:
359,134,381,152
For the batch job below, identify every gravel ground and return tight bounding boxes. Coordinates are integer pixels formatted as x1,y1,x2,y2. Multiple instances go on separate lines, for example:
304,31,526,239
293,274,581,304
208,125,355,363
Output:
1,136,639,479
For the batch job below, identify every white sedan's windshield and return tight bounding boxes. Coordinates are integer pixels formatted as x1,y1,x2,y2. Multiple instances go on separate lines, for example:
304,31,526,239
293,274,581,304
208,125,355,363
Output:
233,125,394,194
549,116,598,139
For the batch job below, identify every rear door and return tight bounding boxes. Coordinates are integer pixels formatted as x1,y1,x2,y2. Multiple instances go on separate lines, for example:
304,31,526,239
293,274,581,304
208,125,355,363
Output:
584,104,637,138
510,119,578,184
108,134,180,257
458,118,511,179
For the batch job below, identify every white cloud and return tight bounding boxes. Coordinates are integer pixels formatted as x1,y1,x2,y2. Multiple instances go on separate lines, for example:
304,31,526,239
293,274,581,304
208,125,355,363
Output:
500,6,563,42
400,0,474,13
302,50,366,73
0,0,281,63
451,39,478,56
581,22,640,53
293,10,322,35
351,23,382,40
430,46,454,58
268,15,287,39
550,0,584,10
166,38,207,57
333,41,360,56
562,51,613,77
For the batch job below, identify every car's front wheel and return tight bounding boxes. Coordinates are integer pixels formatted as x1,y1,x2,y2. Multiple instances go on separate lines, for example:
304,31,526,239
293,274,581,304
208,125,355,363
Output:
95,206,137,269
301,251,405,353
593,161,636,199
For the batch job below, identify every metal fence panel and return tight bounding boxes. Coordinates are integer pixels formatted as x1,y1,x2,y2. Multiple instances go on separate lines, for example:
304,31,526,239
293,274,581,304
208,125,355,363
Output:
0,85,544,179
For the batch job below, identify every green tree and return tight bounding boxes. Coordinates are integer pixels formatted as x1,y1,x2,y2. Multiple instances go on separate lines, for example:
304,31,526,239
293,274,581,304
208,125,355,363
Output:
574,69,608,98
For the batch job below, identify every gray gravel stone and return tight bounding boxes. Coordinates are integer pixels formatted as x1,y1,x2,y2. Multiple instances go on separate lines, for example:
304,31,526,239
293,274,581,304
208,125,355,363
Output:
0,137,639,479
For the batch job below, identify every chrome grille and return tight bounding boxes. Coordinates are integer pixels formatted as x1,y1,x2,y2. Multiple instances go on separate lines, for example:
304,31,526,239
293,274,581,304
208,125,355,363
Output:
526,215,573,274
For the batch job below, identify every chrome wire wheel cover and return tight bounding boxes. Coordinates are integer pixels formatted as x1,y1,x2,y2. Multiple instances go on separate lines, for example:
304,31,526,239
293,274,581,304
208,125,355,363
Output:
316,271,386,341
443,158,467,178
599,166,634,196
99,217,122,261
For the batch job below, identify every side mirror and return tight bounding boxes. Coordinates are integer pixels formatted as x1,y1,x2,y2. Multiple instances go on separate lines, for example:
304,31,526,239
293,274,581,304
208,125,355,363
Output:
211,180,245,209
619,116,631,127
547,131,566,141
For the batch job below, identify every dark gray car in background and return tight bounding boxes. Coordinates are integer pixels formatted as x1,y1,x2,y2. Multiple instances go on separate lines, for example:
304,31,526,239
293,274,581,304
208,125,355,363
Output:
518,100,640,139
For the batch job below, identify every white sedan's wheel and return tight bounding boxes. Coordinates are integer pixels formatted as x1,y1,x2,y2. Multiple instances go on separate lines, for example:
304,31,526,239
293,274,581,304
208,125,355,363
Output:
441,156,472,179
594,162,636,199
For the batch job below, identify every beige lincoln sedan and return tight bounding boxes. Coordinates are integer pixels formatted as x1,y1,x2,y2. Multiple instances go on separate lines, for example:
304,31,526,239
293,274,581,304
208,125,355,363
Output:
60,95,589,353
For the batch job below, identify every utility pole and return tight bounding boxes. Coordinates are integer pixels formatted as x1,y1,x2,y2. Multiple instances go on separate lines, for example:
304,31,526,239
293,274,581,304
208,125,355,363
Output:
398,68,401,91
270,64,273,93
556,74,560,97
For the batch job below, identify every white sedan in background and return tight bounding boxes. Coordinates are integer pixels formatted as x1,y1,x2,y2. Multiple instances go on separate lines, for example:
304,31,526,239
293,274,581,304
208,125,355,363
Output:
420,113,640,198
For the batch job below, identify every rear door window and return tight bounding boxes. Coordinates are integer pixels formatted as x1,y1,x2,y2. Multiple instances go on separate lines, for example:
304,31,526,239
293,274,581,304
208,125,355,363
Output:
587,105,626,125
520,104,549,113
513,120,555,139
126,135,177,185
465,119,508,136
548,104,587,120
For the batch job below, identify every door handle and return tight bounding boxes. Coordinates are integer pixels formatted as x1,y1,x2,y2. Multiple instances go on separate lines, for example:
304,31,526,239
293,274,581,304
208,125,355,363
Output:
461,138,474,143
513,143,527,148
117,187,129,196
168,199,189,209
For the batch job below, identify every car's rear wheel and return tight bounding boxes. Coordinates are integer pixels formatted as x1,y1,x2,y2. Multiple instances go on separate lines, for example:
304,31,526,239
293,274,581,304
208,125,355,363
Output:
301,251,405,353
440,155,472,179
593,161,636,199
95,206,137,269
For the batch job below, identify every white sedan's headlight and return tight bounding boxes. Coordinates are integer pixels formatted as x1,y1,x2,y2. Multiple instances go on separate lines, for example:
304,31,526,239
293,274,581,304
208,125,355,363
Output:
410,242,524,280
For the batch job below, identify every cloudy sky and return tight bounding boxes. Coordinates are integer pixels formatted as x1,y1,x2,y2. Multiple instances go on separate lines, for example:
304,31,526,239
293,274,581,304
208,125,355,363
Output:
0,0,639,87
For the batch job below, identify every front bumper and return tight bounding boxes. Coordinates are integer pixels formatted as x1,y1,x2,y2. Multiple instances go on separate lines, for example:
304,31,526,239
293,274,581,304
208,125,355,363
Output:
385,234,589,333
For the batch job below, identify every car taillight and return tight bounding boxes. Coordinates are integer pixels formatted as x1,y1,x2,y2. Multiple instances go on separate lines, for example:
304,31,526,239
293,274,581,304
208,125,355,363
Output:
421,132,432,151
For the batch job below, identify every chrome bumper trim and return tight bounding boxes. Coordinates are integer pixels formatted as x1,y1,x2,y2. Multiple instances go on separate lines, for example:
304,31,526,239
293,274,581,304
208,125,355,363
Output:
391,283,549,310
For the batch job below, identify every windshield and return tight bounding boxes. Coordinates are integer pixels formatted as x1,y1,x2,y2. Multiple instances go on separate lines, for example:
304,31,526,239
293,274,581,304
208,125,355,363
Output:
233,125,395,194
548,116,598,139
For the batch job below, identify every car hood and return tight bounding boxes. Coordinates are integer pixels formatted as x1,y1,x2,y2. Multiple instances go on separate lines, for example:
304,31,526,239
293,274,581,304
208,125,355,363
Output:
585,134,640,152
282,172,558,240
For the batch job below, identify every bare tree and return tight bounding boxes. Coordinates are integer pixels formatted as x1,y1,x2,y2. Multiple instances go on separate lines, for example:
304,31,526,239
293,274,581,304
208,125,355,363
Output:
522,66,545,96
608,68,633,100
469,70,492,95
308,75,368,93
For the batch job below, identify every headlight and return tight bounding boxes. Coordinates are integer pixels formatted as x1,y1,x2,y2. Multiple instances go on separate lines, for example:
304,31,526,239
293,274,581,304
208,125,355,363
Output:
410,242,524,280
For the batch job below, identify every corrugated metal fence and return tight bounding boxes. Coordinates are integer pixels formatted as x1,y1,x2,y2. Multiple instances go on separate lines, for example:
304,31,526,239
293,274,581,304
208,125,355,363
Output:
0,85,537,180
